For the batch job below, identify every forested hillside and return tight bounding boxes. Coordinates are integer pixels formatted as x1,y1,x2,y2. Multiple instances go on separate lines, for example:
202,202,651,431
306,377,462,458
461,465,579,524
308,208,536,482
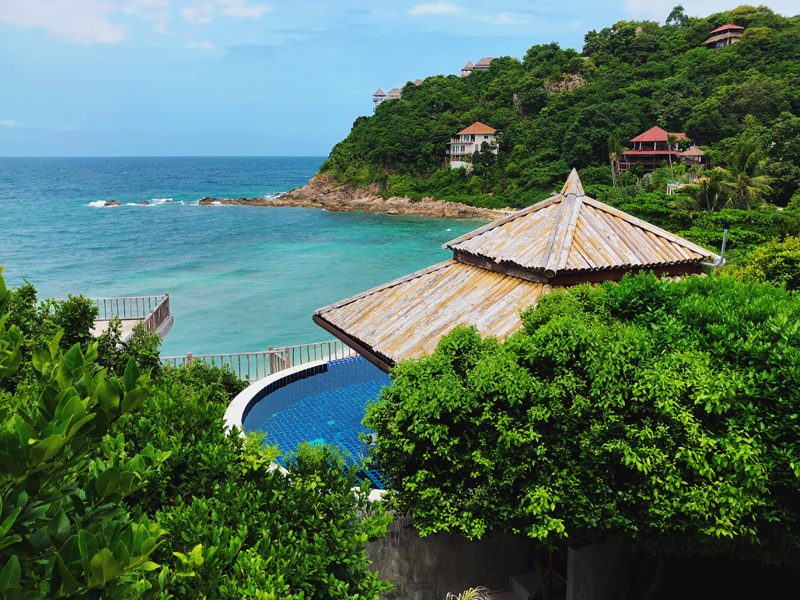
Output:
320,4,800,219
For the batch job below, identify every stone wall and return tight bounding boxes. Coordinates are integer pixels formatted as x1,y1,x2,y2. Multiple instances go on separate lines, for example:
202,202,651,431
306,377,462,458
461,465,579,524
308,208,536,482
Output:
366,515,529,600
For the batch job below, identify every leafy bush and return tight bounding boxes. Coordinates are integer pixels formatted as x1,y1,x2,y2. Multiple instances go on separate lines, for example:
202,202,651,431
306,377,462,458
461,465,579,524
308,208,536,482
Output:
0,273,172,598
52,295,99,350
160,361,248,404
96,319,163,379
740,235,800,289
366,273,800,564
115,362,391,599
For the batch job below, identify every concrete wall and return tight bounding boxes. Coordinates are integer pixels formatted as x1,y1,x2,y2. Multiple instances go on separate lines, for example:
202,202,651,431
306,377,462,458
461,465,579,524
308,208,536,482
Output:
566,543,633,600
366,515,529,600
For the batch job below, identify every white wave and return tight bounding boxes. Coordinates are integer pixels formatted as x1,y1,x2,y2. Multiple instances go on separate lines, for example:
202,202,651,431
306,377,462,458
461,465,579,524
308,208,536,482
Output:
150,198,174,205
87,200,109,207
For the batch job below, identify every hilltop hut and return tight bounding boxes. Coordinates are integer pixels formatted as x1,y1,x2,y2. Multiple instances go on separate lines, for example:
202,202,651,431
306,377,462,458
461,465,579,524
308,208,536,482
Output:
704,24,744,48
314,170,716,372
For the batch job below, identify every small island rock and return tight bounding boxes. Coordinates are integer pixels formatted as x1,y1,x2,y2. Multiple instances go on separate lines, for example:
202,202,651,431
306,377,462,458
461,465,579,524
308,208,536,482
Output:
104,200,122,206
138,200,149,205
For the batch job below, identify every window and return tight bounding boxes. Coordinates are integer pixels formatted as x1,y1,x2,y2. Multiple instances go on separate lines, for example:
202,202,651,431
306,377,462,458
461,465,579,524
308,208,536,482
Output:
484,135,488,139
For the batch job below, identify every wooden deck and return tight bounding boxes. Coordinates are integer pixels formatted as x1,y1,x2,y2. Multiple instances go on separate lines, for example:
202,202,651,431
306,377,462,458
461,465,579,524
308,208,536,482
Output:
86,294,173,342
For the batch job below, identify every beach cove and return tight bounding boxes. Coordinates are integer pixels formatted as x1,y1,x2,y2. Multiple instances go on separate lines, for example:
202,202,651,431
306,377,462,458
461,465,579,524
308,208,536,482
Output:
0,156,482,357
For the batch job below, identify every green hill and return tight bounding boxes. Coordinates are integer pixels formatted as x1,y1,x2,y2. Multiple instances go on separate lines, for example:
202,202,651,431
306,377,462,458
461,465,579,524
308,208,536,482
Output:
320,5,800,215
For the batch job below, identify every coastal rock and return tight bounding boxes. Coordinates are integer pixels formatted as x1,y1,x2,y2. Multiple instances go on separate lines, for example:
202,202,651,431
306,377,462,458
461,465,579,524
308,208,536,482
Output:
195,175,515,220
138,200,149,205
104,200,122,206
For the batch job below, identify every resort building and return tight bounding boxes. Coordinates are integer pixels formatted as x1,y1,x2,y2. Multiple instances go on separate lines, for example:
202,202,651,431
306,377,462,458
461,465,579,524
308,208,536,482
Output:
373,87,403,112
314,170,716,372
620,126,692,173
704,24,744,48
461,57,493,76
445,122,499,169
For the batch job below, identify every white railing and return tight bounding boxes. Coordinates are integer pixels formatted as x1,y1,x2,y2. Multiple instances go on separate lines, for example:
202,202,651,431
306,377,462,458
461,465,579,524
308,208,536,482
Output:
162,340,357,381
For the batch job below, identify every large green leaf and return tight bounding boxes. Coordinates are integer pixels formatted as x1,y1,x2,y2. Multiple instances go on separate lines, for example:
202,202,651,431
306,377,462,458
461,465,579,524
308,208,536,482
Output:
0,555,20,592
78,530,100,580
29,435,65,465
95,468,121,500
124,357,140,394
89,548,121,586
63,344,84,378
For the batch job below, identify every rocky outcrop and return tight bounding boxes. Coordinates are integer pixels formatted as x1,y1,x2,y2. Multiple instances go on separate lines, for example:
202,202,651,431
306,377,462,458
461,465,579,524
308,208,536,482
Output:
104,200,122,206
544,74,585,94
138,200,149,205
198,174,514,220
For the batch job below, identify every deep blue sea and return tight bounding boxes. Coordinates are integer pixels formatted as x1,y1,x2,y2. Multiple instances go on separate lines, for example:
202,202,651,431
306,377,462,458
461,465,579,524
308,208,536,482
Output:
0,157,480,357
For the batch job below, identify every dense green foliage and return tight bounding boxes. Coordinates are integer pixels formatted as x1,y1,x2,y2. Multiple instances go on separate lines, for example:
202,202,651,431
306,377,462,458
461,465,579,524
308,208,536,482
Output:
740,234,800,289
366,273,800,562
322,5,800,257
0,269,391,598
0,271,171,598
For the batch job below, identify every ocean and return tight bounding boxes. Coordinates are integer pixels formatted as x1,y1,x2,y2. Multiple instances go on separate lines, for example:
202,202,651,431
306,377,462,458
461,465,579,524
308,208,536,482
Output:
0,157,481,357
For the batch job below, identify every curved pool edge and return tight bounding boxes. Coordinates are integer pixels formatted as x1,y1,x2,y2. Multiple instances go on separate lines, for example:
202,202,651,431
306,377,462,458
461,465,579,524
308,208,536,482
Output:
224,358,386,501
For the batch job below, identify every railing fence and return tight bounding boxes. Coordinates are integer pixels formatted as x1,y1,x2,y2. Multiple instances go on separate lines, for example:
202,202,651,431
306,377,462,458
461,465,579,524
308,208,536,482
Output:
162,340,357,381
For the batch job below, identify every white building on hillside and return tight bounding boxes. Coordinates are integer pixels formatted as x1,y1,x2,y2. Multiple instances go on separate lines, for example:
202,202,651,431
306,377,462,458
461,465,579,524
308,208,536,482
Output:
373,88,386,112
446,122,499,169
461,57,494,76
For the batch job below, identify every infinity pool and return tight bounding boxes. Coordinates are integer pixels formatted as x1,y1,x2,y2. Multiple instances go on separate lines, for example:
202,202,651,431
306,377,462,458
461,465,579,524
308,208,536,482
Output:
241,356,391,488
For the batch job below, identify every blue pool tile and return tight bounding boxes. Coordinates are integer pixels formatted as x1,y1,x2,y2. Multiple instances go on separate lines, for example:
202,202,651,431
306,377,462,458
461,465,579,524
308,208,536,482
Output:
242,357,391,487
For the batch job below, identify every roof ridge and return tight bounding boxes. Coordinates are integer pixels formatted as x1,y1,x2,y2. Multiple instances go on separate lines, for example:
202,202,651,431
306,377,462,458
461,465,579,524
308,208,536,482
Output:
443,195,564,250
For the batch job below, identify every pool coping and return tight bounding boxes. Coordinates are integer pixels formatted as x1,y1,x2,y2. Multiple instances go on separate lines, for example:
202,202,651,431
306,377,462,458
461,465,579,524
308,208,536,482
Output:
224,358,386,500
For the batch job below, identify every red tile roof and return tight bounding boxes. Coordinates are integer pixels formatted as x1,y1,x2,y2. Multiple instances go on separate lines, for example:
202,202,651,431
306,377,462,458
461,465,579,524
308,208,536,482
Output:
630,126,689,143
678,148,704,156
457,122,496,135
710,24,744,33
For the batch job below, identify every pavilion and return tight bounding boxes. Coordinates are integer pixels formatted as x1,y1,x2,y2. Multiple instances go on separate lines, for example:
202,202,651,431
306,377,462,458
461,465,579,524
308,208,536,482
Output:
314,170,716,372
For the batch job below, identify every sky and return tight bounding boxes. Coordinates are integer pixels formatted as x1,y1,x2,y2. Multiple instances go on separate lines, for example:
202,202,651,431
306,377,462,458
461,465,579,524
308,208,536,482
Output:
0,0,798,156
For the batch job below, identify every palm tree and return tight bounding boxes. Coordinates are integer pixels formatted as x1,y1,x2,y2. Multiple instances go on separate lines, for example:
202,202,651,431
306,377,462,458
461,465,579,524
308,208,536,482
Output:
671,167,732,212
666,133,678,181
743,113,759,129
719,137,778,210
608,135,628,189
446,587,492,600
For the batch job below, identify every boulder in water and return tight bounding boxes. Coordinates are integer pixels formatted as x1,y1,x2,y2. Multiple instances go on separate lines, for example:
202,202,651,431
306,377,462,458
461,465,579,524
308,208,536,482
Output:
138,200,149,205
104,199,122,206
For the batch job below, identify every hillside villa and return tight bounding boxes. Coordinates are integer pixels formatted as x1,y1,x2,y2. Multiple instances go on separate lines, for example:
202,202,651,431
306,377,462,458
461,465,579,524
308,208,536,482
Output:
705,24,744,48
372,80,422,112
461,57,494,76
620,126,704,173
446,122,499,169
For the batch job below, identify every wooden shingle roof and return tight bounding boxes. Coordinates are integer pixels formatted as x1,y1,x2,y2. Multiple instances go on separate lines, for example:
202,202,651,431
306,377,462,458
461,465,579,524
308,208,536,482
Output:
445,169,715,281
314,170,716,371
314,260,558,370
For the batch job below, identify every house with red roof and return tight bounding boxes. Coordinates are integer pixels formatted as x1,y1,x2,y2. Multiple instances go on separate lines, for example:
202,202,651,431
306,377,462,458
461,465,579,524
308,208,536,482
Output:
620,126,700,174
446,122,499,169
704,24,744,48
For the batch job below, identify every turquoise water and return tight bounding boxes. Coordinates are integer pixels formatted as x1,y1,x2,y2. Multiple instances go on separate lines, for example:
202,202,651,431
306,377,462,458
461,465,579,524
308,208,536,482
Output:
0,157,481,357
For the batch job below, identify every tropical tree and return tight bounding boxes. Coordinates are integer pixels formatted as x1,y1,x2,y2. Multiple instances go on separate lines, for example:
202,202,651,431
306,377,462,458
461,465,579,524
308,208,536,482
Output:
718,137,779,210
608,135,628,189
666,133,678,181
671,167,731,212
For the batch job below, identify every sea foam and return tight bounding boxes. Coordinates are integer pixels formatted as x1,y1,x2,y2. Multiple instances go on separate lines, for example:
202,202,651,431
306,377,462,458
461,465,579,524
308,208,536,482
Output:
87,200,109,207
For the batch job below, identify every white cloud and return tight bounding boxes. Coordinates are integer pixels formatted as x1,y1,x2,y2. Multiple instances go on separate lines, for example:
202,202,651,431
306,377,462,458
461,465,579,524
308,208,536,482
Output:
409,1,461,16
0,0,126,44
625,0,800,21
0,119,18,127
123,0,172,33
218,0,269,19
186,39,214,49
180,1,213,24
477,11,533,25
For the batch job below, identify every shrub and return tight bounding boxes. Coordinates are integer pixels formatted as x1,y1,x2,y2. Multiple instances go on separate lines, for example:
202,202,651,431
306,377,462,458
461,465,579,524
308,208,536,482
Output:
52,295,99,349
366,274,800,564
160,361,248,404
740,235,800,290
96,319,163,379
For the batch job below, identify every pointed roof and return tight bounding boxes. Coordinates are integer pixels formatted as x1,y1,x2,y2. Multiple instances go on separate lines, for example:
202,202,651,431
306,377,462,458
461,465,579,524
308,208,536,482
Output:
414,79,423,85
457,122,496,135
463,60,475,69
475,57,493,67
710,24,744,33
373,88,386,96
629,126,689,143
445,169,715,278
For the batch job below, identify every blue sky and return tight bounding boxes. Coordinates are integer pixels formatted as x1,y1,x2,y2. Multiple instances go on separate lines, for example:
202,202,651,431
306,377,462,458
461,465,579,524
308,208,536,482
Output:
0,0,797,156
